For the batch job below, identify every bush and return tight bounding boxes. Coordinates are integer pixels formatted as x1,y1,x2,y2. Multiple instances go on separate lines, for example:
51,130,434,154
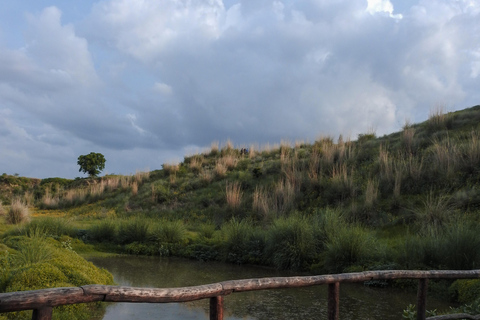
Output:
265,215,316,270
2,236,113,320
150,220,186,244
116,218,149,244
441,221,480,270
21,218,76,238
6,199,30,224
220,218,255,264
88,220,117,243
323,223,382,273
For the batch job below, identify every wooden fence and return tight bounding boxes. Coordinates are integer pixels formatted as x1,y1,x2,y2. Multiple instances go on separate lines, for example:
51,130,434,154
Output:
1,270,480,320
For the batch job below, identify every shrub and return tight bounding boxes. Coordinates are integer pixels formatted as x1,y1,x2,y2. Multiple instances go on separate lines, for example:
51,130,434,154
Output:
116,218,149,244
225,181,242,211
323,223,382,273
220,218,254,264
6,199,30,224
21,218,76,238
88,220,117,243
441,221,480,270
150,220,186,244
265,215,316,270
414,192,452,231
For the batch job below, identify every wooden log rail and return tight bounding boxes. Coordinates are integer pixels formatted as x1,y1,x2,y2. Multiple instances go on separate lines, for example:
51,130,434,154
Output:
1,270,480,320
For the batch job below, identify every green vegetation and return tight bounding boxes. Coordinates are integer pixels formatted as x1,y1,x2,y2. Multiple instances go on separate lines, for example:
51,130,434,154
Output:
0,228,113,319
77,152,106,177
2,105,480,314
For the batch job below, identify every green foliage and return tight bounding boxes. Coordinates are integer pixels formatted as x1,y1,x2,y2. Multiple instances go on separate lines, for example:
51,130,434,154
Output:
0,235,113,320
323,221,383,273
77,152,106,177
265,214,316,270
150,220,186,244
450,279,480,304
116,218,149,244
20,217,76,238
88,220,117,243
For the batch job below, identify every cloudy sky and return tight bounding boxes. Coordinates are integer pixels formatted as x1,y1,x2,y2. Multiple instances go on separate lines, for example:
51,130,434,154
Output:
0,0,479,178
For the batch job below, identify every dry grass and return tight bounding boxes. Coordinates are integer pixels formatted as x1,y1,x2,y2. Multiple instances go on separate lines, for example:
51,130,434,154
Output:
308,148,321,180
135,169,150,183
131,181,138,195
365,178,379,208
162,162,180,175
42,187,59,208
226,181,243,210
215,161,228,178
429,105,447,127
378,145,393,182
189,156,203,173
402,119,415,153
432,138,459,176
0,200,4,216
394,167,402,199
273,179,295,215
6,198,30,224
252,186,270,219
464,130,480,168
89,180,106,196
219,154,238,170
200,170,213,183
210,141,219,155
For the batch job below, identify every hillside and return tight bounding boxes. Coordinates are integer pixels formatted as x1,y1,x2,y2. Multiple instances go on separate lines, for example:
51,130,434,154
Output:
2,105,480,277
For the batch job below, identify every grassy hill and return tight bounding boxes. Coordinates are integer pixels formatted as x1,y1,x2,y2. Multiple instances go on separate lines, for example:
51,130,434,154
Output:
2,105,480,278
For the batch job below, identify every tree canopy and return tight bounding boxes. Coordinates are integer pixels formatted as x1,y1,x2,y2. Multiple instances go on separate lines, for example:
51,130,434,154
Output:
77,152,106,177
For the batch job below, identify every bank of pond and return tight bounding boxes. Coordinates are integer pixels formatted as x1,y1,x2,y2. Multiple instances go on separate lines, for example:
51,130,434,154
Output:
2,214,480,319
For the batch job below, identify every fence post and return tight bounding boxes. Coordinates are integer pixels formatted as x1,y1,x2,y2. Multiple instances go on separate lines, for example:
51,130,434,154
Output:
328,282,340,320
210,296,224,320
32,307,53,320
416,278,428,320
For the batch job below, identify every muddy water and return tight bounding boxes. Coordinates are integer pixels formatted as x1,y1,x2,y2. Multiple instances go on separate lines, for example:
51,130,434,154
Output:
89,256,452,320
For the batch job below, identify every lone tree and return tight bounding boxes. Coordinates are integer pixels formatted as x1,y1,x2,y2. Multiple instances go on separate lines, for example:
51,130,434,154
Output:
77,152,106,177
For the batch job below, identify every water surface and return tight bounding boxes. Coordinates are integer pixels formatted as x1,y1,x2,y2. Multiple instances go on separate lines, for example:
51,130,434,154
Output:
89,256,451,320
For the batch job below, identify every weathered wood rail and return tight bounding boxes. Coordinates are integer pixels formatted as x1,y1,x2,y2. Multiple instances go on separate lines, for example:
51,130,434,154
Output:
1,270,479,320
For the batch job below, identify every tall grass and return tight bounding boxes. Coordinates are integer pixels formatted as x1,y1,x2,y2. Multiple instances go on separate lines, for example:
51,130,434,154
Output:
221,218,254,264
150,220,186,244
442,220,480,270
6,199,30,224
265,215,316,270
463,130,480,170
116,218,149,244
21,217,75,238
14,232,53,267
402,120,415,153
214,161,228,178
189,156,203,174
364,178,379,208
323,222,382,273
273,179,295,215
0,201,4,216
225,181,242,210
252,186,270,220
89,220,117,243
414,192,452,231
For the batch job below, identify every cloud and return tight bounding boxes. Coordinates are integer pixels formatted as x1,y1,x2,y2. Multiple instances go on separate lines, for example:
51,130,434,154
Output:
1,0,480,178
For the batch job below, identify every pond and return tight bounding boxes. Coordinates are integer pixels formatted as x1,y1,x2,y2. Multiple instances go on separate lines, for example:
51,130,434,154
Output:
88,256,452,320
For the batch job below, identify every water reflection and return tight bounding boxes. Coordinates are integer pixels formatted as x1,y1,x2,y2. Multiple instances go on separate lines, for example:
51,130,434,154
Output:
89,256,450,320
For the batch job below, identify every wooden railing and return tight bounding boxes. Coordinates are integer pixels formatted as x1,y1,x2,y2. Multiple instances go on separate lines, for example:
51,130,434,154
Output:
1,270,480,320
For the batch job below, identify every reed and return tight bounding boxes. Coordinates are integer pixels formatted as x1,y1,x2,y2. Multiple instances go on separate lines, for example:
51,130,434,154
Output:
6,199,30,224
226,181,243,210
252,186,270,220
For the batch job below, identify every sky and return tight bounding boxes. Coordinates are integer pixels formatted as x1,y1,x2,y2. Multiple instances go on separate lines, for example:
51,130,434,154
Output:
0,0,479,179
